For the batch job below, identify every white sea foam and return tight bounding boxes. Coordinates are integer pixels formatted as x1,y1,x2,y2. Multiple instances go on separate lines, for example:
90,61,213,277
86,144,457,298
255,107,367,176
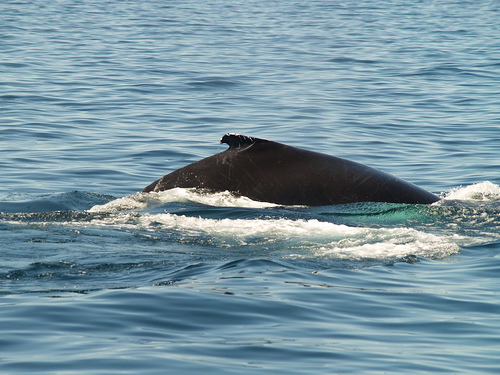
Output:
84,182,500,261
442,181,500,201
88,188,277,213
87,212,462,261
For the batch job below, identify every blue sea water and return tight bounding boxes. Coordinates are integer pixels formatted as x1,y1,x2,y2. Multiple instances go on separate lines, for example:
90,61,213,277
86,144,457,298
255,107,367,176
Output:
1,0,500,373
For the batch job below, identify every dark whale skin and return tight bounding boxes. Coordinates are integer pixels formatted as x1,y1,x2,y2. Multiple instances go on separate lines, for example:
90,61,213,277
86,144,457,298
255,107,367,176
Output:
143,134,440,206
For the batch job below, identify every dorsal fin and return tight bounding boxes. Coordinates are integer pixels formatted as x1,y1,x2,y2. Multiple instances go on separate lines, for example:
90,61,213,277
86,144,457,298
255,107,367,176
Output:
220,133,263,149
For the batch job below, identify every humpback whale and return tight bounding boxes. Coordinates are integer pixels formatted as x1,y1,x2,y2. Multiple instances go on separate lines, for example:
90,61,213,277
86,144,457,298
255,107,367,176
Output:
143,133,440,206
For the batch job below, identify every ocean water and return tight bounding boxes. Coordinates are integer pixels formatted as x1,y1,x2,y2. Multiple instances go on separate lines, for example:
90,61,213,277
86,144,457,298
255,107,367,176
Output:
1,0,500,373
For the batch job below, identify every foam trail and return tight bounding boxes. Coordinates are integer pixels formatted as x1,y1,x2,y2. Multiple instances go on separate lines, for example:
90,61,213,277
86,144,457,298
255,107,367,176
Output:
86,213,462,261
82,182,500,262
89,188,277,213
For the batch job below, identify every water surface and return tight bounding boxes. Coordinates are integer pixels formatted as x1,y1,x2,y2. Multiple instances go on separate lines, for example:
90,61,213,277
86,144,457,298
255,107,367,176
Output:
1,0,500,373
